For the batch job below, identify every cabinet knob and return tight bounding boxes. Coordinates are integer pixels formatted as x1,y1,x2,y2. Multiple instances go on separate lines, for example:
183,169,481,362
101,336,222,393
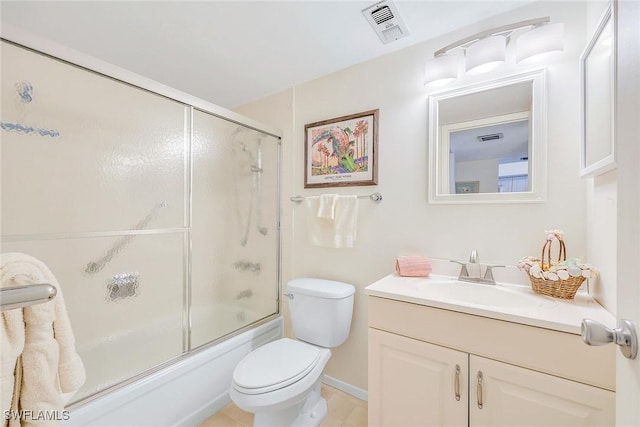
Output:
581,318,638,360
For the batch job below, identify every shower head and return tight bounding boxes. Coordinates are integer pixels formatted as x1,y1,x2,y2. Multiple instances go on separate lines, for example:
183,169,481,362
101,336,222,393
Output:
235,141,256,163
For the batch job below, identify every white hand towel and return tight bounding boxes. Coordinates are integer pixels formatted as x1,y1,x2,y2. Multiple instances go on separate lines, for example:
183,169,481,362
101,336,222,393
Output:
306,195,359,248
333,195,359,248
1,290,25,426
1,253,86,426
317,194,338,219
306,197,334,248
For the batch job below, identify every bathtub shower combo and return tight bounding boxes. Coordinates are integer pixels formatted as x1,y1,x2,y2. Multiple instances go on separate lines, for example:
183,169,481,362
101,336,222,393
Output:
0,36,282,426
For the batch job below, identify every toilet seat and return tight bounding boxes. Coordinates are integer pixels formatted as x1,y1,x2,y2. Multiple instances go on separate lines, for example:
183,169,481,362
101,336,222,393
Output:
233,338,321,395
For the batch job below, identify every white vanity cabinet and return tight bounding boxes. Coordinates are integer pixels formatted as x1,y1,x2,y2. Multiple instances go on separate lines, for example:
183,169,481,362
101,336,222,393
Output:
369,328,468,426
469,355,614,426
368,295,616,427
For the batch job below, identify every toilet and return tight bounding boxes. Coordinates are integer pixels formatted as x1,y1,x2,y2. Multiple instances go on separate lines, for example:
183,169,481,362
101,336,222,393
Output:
230,278,355,427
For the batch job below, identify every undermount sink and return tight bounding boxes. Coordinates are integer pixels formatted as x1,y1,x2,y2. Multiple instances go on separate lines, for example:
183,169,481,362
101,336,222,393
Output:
417,277,549,309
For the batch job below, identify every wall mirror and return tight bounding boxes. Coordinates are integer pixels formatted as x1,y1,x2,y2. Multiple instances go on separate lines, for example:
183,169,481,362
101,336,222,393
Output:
579,4,615,177
428,69,547,204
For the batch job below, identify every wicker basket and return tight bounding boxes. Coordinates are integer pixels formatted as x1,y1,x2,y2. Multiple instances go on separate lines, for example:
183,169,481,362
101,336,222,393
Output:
528,238,585,299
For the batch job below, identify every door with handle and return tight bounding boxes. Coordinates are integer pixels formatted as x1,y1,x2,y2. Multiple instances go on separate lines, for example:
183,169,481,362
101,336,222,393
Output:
469,355,615,426
614,0,640,424
586,0,640,424
368,328,468,427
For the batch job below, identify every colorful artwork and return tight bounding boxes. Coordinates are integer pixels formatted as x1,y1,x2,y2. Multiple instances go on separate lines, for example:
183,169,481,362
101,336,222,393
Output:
304,110,378,188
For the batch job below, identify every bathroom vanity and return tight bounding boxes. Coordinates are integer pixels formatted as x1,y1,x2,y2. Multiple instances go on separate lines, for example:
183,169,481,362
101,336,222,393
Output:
365,274,616,426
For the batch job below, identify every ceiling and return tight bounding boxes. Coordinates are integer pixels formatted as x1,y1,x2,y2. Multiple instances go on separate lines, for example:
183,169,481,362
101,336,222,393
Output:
451,120,529,162
1,1,533,109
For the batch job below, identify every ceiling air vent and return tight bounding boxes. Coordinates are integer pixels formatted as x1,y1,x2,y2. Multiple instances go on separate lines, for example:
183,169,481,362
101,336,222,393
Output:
362,1,409,44
371,5,394,24
477,133,504,142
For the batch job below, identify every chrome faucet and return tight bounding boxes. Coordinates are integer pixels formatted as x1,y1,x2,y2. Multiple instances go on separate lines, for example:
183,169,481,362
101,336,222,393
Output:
451,250,504,285
469,249,479,264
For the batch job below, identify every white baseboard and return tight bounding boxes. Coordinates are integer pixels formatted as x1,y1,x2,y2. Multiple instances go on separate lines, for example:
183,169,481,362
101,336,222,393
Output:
322,375,368,402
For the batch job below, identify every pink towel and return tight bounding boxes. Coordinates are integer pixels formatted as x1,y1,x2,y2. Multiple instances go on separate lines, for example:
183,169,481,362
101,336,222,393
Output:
395,256,432,277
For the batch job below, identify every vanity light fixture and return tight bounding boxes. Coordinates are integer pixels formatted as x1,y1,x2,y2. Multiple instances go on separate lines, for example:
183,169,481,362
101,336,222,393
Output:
424,54,459,86
424,17,563,87
516,22,565,64
465,35,507,74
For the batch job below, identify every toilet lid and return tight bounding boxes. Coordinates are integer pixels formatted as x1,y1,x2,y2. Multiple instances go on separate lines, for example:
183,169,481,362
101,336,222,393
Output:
233,338,320,394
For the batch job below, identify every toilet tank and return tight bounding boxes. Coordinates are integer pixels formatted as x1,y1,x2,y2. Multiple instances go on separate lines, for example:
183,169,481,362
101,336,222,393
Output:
287,278,355,348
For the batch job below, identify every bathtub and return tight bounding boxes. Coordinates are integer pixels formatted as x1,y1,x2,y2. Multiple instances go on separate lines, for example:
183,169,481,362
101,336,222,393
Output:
65,316,282,427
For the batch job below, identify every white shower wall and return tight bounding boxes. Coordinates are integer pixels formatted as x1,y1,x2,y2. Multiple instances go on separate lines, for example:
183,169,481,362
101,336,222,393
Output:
1,40,280,404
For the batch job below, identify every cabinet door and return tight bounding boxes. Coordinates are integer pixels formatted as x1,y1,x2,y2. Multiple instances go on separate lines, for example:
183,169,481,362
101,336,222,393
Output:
469,355,615,427
369,328,468,427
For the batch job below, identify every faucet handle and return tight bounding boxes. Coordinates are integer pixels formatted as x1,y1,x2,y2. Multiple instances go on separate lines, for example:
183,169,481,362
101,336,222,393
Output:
483,264,506,282
469,249,479,263
450,260,470,278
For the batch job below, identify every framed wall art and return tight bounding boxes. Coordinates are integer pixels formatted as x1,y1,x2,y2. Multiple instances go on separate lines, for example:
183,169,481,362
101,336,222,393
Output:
455,181,480,194
304,109,378,188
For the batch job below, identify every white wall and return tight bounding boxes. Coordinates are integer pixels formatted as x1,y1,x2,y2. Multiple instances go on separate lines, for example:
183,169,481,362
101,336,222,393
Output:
237,1,590,391
455,158,499,193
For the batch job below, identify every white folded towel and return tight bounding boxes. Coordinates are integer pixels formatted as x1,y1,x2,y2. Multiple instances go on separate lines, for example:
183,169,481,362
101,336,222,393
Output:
306,195,359,248
1,253,86,426
317,194,338,220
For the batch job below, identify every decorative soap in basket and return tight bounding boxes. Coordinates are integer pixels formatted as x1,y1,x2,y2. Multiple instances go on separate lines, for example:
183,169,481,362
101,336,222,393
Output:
517,230,598,299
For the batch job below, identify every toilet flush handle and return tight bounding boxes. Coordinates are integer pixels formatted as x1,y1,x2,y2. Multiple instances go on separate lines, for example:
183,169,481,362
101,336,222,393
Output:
283,293,294,299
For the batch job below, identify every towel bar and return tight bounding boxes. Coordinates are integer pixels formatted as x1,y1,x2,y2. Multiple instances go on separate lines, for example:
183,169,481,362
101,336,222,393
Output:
290,192,382,204
1,283,57,311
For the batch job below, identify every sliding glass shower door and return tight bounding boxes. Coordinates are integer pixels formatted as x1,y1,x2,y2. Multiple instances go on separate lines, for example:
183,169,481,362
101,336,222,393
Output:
190,110,279,349
1,40,280,405
1,40,188,402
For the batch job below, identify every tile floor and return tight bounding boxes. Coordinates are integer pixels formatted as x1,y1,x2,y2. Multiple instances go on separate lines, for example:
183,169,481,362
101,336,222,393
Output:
199,384,367,427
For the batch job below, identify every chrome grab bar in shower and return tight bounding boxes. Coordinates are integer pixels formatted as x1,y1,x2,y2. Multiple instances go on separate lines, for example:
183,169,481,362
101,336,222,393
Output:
290,192,383,204
1,282,57,311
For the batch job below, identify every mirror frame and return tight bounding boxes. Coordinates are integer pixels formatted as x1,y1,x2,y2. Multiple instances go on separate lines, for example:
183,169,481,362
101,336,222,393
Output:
579,3,616,178
428,69,547,204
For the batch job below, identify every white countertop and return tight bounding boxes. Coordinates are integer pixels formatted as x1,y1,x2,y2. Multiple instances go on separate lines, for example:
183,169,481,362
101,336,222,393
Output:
365,274,616,335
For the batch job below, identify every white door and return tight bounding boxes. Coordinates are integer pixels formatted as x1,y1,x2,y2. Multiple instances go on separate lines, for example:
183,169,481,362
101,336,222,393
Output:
615,0,640,424
368,328,468,427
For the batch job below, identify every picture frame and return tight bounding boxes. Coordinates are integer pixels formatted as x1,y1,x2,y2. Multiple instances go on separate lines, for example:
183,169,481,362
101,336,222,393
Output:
579,3,616,177
304,109,378,188
455,181,480,194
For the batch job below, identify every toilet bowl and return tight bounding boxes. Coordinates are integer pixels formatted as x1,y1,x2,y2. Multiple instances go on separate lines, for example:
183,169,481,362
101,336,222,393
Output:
230,338,331,426
230,278,355,427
